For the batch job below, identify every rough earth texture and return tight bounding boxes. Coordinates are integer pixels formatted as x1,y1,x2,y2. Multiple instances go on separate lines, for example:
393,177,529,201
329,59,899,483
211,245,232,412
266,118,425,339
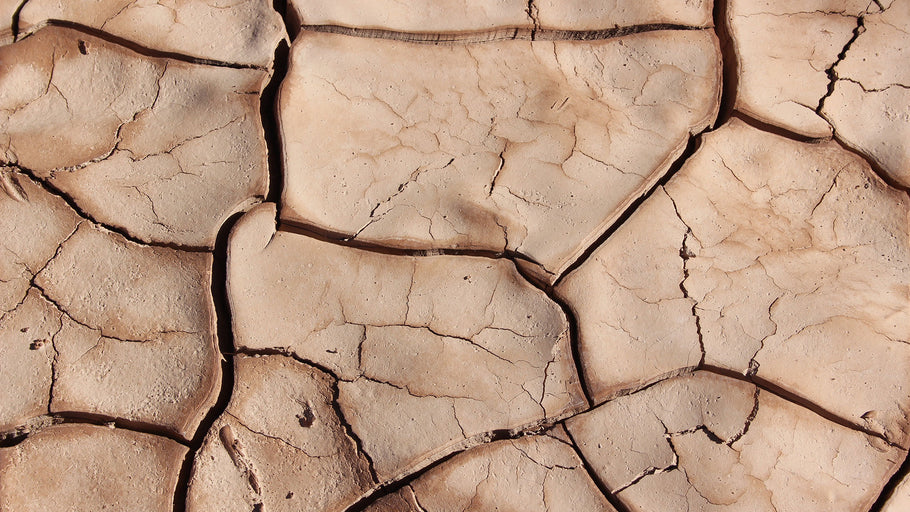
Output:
1,1,908,511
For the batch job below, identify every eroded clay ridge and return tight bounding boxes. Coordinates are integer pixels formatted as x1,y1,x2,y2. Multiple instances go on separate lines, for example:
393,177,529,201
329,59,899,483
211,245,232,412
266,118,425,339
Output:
1,0,909,511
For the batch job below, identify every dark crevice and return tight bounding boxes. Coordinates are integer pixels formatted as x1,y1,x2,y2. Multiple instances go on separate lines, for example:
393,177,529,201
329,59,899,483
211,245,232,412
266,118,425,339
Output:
10,0,28,40
260,40,289,204
816,15,865,115
171,4,292,511
564,427,634,512
282,0,302,41
233,347,576,512
547,291,593,409
526,0,540,40
298,23,705,45
870,450,910,511
0,412,190,447
16,19,265,69
725,388,760,446
514,264,594,409
831,135,910,194
342,425,565,512
700,365,900,447
553,133,703,287
171,210,246,512
713,0,738,128
4,164,211,253
343,450,460,512
228,347,378,484
331,379,380,484
0,429,32,448
278,217,543,270
730,111,830,144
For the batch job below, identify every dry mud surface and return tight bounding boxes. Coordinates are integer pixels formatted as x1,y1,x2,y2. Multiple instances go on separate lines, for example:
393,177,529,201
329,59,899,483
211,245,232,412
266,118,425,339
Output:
1,1,909,511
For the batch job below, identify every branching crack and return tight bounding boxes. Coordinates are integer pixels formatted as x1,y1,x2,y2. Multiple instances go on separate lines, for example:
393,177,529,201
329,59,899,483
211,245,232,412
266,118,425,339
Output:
674,212,706,366
526,0,540,40
349,158,454,240
726,388,761,446
225,411,329,458
816,14,867,115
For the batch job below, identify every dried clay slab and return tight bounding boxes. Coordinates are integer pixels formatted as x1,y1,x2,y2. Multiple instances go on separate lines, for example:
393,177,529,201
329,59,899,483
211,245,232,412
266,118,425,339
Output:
566,372,906,511
0,168,219,438
729,0,910,187
16,0,286,67
0,424,187,512
288,0,712,33
364,428,617,512
279,30,720,283
0,26,269,248
728,0,875,138
227,203,586,482
0,0,17,43
820,0,910,187
556,118,910,446
188,354,374,512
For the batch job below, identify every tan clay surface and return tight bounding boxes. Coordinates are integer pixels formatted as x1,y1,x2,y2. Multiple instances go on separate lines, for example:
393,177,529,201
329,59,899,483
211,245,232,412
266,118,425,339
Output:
882,473,910,512
227,203,585,480
279,30,720,282
557,118,910,446
729,0,910,186
1,167,220,438
567,372,905,512
187,354,374,512
17,0,287,66
288,0,712,32
1,1,909,511
0,26,270,247
0,424,187,512
364,430,618,512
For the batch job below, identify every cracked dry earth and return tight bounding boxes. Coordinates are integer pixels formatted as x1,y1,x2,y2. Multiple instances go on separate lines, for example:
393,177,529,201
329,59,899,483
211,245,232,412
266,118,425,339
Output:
1,0,909,511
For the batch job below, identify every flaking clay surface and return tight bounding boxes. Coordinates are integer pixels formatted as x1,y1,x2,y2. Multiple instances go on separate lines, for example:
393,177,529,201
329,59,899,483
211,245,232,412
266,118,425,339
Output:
363,428,618,512
2,1,909,511
566,372,906,512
